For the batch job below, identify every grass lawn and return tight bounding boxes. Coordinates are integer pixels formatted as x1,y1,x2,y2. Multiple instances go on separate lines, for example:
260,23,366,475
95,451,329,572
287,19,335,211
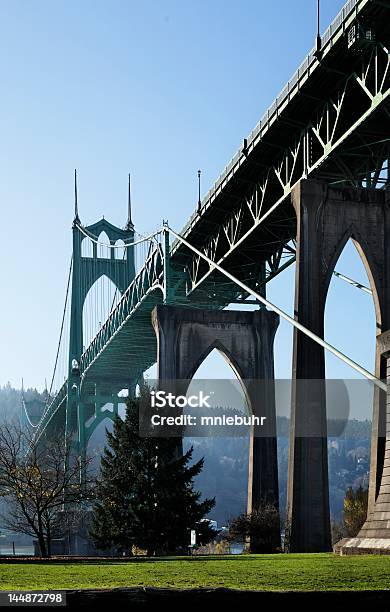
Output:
0,554,389,591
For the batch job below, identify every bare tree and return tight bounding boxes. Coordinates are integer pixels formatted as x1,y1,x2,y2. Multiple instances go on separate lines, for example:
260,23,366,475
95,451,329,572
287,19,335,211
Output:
0,422,93,557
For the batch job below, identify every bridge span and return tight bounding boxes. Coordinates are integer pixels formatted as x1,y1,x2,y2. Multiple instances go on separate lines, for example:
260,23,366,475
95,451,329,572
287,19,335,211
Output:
24,0,390,553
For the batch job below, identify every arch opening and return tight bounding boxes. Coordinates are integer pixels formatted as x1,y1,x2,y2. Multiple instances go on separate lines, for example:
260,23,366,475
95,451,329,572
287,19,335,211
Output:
325,238,377,379
101,402,114,413
115,239,126,260
183,348,250,542
323,229,381,328
98,231,111,259
87,416,115,475
81,237,93,258
324,238,376,527
82,274,122,349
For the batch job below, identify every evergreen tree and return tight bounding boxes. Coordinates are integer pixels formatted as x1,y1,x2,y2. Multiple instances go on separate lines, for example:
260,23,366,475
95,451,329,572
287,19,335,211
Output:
91,389,216,555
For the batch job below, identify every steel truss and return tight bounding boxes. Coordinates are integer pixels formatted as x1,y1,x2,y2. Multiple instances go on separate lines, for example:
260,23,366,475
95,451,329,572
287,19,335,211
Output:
178,43,390,298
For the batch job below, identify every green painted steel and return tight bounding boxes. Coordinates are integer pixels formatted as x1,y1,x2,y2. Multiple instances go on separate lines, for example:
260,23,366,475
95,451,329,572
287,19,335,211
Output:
66,213,136,455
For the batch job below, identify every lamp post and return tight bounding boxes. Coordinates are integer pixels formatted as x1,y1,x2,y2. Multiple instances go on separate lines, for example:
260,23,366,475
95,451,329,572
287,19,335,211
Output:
197,170,201,213
315,0,322,58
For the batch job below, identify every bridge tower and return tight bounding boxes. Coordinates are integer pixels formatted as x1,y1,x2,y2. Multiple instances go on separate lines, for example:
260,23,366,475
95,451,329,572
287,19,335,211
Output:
66,172,136,464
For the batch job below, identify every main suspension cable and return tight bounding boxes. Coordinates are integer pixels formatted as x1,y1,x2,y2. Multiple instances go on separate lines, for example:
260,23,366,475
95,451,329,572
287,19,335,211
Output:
48,257,73,399
75,223,161,247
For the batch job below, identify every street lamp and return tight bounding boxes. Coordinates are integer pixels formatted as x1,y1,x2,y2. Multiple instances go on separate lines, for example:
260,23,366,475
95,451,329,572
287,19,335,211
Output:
315,0,322,58
197,170,201,213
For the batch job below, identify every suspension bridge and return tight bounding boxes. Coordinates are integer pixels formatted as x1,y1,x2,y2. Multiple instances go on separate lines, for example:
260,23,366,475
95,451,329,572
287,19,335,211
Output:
23,0,390,554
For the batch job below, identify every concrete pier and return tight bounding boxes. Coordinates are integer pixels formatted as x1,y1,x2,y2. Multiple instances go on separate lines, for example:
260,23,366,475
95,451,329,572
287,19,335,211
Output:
152,305,280,550
287,179,390,552
339,330,390,554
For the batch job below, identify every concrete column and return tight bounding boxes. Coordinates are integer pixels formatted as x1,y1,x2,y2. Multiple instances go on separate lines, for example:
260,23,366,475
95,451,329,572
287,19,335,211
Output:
152,305,280,549
287,179,390,552
287,180,331,552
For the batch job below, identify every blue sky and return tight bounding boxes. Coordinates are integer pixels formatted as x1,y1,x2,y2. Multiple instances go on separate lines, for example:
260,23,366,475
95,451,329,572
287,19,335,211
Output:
0,0,376,398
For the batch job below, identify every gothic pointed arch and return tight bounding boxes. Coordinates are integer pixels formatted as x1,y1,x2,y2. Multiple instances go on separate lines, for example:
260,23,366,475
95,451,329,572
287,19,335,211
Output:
115,239,126,260
152,304,280,543
82,274,122,349
323,223,382,326
184,339,246,384
81,236,93,258
97,231,111,259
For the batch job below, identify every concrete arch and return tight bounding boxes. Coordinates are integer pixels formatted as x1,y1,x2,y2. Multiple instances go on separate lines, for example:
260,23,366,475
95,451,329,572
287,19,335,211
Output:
176,339,265,425
152,304,280,551
323,225,382,329
183,339,246,388
287,178,390,553
183,341,257,427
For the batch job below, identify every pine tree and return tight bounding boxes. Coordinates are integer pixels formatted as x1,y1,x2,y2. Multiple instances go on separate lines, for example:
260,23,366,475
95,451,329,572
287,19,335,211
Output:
91,389,216,555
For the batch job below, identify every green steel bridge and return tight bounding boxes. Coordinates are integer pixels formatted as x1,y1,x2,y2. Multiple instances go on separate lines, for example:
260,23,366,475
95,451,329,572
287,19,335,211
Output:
25,0,390,446
22,0,390,552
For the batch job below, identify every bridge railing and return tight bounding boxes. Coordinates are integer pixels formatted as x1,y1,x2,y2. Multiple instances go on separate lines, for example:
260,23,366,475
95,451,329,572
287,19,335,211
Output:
80,242,164,377
250,0,360,144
